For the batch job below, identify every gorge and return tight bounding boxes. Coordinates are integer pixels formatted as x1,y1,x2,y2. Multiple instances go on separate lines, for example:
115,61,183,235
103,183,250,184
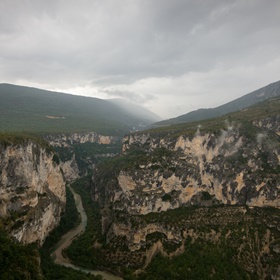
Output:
0,82,280,279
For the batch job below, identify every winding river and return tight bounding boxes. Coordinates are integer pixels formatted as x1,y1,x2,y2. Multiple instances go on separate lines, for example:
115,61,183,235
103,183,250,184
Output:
51,186,122,280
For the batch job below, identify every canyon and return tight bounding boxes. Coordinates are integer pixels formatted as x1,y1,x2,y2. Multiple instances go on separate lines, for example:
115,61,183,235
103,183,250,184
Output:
0,93,280,279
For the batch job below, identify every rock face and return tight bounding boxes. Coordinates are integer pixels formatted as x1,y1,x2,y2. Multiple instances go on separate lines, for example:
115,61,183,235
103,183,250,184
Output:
44,132,120,181
99,125,280,216
0,140,66,244
253,114,280,136
59,155,80,182
92,102,280,276
44,132,115,147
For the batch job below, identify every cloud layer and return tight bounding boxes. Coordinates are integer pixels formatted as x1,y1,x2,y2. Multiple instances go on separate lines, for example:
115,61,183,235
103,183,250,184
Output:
1,0,280,118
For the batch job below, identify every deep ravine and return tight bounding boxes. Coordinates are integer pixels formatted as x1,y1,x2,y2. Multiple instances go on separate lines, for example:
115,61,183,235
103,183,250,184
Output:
51,186,122,280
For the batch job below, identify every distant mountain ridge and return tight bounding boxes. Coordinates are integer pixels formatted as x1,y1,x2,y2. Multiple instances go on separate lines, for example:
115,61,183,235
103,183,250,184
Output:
156,80,280,126
0,84,158,135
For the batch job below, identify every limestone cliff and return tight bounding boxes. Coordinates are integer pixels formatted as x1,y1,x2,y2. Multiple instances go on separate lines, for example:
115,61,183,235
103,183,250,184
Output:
91,98,280,276
44,132,116,147
0,139,66,244
59,154,80,182
99,124,280,215
253,114,280,136
45,132,121,181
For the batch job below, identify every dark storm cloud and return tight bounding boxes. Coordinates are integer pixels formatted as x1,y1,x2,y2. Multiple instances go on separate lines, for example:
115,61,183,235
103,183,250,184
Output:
0,0,280,117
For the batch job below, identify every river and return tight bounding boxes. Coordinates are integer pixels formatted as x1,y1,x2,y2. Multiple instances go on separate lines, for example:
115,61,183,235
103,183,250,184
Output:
51,186,122,280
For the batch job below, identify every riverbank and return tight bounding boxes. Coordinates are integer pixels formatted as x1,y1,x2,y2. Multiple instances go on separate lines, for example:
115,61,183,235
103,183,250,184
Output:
51,187,122,280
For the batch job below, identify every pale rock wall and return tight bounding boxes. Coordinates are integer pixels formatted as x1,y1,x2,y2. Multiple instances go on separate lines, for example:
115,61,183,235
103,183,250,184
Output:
0,141,66,244
59,154,80,182
108,222,182,251
253,115,280,135
44,131,118,181
101,124,280,216
45,132,115,147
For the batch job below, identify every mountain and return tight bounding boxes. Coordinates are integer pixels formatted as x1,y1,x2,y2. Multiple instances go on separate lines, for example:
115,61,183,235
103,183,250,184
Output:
0,84,158,135
156,80,280,126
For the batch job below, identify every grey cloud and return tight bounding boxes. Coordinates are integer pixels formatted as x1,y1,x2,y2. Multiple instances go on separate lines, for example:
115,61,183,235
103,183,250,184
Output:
0,0,280,118
100,88,156,104
1,1,279,83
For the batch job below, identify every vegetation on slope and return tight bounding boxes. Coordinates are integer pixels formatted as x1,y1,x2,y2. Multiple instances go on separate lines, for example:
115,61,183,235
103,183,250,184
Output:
54,141,122,175
0,84,155,135
0,229,42,280
149,96,280,138
40,186,101,280
136,240,248,280
131,207,280,280
0,132,53,151
156,79,280,125
65,175,106,270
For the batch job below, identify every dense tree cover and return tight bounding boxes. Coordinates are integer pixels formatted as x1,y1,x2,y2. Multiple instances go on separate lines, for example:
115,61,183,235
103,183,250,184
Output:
0,132,53,151
42,186,80,249
0,229,42,280
54,141,122,175
129,239,251,280
0,84,152,135
65,175,106,269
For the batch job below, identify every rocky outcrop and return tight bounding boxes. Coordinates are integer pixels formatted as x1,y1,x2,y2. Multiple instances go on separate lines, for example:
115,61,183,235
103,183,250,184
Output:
0,140,66,244
99,124,280,216
59,155,80,182
44,132,121,181
44,132,116,147
253,114,280,136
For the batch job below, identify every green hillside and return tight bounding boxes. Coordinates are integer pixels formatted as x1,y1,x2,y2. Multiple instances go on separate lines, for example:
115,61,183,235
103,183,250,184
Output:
156,80,280,126
0,229,42,279
0,84,156,135
139,96,280,140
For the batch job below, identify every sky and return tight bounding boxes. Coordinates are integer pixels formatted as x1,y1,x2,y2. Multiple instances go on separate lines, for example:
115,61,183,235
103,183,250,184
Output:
1,0,280,119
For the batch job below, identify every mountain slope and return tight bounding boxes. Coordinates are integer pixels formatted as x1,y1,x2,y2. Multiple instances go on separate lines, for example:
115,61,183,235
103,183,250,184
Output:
156,80,280,125
0,84,158,135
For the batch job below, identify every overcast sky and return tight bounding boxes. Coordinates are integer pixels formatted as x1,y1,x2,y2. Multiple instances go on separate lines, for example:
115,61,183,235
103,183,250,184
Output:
1,0,280,118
